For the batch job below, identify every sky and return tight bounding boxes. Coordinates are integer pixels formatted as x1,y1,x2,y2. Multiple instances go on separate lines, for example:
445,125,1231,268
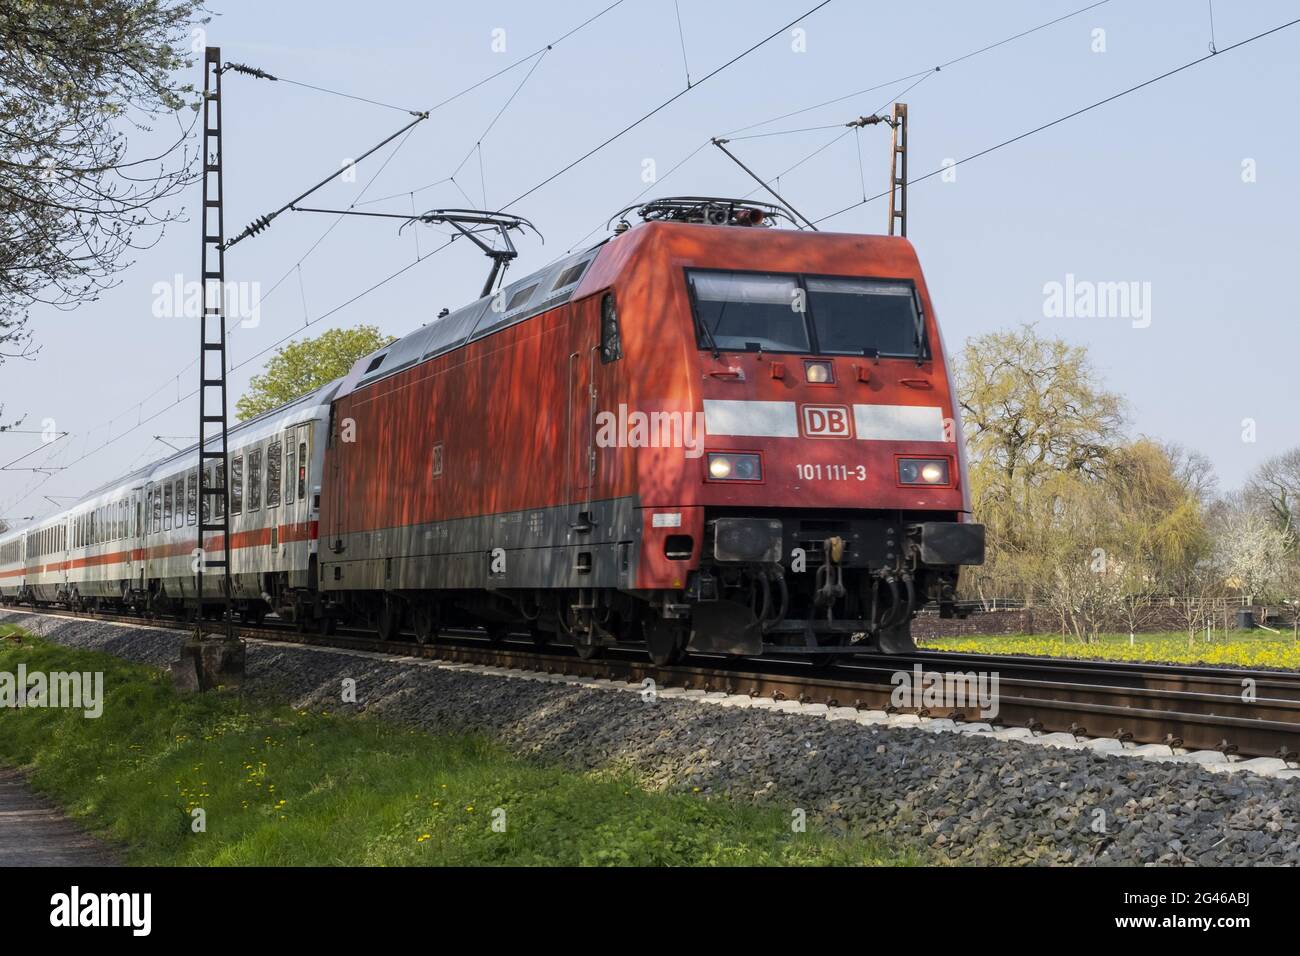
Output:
4,0,1299,524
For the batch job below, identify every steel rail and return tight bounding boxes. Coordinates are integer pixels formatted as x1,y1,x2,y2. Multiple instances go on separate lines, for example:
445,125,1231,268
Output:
5,606,1299,762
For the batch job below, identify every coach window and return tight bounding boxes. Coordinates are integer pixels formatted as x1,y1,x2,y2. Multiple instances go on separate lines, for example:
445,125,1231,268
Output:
248,447,263,512
267,441,282,508
285,441,296,505
600,292,622,363
231,456,243,516
175,478,185,528
163,483,173,531
186,471,197,526
201,465,211,523
215,461,227,518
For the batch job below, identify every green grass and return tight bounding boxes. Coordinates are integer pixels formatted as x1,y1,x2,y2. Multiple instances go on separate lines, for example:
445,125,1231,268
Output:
920,630,1300,670
0,625,918,866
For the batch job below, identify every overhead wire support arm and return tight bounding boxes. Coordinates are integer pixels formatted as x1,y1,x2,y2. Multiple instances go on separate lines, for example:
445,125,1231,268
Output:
710,137,818,231
221,110,430,251
289,206,542,298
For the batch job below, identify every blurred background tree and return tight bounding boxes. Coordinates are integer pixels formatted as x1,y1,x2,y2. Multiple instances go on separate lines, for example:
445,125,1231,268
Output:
235,325,395,420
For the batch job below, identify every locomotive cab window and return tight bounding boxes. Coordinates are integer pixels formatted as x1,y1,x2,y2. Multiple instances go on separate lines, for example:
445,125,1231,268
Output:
686,269,929,359
806,277,926,359
687,271,809,353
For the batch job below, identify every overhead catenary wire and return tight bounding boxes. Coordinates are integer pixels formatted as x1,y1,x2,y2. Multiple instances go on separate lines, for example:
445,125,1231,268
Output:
0,0,1082,515
721,0,1111,139
9,0,634,506
734,69,935,205
812,15,1300,226
673,0,693,87
501,0,835,211
560,0,1102,253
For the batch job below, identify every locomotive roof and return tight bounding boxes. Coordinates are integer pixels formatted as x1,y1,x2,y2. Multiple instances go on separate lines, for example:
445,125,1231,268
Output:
340,242,605,395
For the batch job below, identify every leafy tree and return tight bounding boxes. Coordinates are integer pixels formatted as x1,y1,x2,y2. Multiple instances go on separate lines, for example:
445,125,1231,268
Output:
0,0,207,365
956,324,1124,491
955,328,1212,611
235,325,395,420
956,325,1126,603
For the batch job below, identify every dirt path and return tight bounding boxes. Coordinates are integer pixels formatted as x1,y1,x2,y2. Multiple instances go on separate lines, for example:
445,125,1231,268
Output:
0,768,119,866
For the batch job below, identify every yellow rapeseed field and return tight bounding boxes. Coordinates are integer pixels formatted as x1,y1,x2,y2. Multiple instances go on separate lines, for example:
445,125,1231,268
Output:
920,632,1300,670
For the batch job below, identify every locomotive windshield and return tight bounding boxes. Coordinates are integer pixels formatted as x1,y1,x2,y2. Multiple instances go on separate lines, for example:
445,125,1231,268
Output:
687,271,810,352
686,269,926,359
806,277,924,358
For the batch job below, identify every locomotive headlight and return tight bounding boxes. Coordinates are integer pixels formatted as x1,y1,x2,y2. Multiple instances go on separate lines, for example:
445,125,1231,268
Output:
898,457,950,485
707,452,762,481
804,360,833,383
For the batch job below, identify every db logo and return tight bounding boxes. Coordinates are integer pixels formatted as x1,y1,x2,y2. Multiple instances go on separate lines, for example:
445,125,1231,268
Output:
801,405,852,438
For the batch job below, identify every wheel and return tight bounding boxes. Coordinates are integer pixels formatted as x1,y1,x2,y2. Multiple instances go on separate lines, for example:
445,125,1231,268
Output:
376,594,404,641
412,602,438,645
240,605,267,627
643,617,685,667
316,613,336,636
573,637,604,661
484,624,509,644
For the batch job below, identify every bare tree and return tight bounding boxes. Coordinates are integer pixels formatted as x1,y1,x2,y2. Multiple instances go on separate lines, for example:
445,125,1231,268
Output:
1161,441,1219,506
1246,447,1300,538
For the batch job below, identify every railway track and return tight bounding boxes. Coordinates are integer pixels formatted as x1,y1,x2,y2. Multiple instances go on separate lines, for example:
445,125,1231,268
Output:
8,605,1300,763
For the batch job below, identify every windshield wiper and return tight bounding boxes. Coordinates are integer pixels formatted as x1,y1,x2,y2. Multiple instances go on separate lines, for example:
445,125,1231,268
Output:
911,292,926,366
697,309,721,359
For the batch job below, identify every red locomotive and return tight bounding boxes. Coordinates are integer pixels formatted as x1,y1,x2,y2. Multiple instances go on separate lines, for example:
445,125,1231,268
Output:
319,198,983,662
1,198,983,664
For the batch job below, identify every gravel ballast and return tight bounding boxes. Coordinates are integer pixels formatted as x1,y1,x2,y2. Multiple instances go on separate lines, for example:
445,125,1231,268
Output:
5,609,1298,866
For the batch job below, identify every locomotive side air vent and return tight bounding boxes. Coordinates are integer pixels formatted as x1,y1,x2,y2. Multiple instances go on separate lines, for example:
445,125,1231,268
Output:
607,197,796,231
551,260,589,292
364,352,387,374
